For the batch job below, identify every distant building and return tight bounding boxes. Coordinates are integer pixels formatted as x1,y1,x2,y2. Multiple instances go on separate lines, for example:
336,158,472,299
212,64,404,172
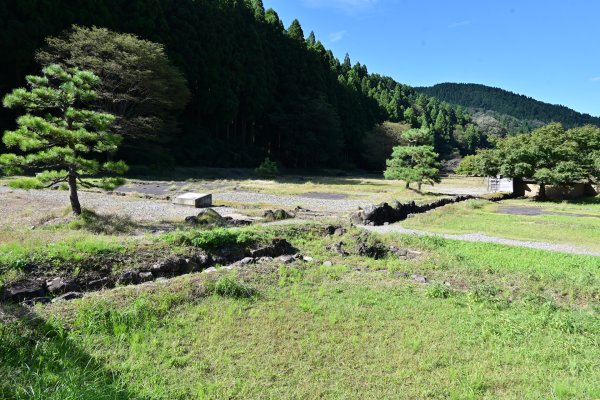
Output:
488,176,598,200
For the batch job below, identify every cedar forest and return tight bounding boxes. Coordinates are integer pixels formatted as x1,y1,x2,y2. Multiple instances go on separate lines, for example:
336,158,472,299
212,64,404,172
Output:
1,0,477,170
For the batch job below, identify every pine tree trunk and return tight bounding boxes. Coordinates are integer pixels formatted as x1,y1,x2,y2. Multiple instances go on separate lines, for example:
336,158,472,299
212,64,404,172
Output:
68,168,82,215
418,182,422,192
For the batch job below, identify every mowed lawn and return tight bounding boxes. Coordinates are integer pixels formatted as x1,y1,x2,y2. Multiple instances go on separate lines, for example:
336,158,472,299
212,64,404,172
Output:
402,198,600,252
2,230,599,400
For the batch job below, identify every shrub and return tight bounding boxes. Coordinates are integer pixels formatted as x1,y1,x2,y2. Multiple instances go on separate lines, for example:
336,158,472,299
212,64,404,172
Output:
207,273,254,298
426,282,452,299
7,177,44,189
163,227,257,250
255,157,279,177
465,199,487,210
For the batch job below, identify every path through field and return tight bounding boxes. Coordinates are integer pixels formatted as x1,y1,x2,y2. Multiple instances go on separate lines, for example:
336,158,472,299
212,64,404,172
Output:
363,224,600,257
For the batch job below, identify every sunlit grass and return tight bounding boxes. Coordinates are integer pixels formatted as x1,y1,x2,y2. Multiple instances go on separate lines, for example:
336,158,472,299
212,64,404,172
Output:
402,200,600,251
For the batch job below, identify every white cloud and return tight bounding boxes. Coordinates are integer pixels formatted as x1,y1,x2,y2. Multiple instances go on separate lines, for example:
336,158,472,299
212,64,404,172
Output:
449,20,471,28
328,30,347,42
304,0,378,13
591,77,600,81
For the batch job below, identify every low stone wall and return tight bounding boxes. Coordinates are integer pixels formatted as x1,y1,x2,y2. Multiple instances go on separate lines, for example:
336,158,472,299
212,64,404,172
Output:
351,195,476,226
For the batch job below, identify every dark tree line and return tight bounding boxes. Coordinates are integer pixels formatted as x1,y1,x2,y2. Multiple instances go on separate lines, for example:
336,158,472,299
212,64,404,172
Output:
416,83,600,130
1,0,477,170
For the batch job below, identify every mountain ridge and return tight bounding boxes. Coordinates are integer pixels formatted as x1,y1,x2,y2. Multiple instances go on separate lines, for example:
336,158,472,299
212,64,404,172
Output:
415,83,600,130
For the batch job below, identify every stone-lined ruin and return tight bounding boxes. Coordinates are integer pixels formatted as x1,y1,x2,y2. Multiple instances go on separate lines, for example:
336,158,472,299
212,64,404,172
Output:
351,195,476,226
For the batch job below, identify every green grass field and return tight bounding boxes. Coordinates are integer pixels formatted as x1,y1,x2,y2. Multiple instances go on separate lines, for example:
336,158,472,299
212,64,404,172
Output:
402,198,600,252
1,224,599,400
1,174,599,399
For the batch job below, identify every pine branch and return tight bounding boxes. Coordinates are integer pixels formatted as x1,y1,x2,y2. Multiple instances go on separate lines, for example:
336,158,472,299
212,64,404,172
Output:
42,177,68,188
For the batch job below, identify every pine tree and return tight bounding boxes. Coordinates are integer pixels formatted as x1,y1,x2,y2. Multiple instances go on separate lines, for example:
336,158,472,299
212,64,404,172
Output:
384,145,441,191
1,65,127,215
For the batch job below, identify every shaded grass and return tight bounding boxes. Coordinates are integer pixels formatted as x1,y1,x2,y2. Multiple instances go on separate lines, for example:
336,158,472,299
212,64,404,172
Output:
66,209,139,235
0,304,134,400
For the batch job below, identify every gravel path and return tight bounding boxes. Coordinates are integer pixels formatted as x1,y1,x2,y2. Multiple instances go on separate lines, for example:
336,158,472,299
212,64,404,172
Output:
0,187,235,224
214,191,365,212
497,205,600,218
363,224,600,257
0,186,365,225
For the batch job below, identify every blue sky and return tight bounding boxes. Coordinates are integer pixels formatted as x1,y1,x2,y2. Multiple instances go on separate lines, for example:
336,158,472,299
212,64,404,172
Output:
264,0,600,116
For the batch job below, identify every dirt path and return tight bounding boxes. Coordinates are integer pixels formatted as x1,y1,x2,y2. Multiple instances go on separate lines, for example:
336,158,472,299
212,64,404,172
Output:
363,224,600,257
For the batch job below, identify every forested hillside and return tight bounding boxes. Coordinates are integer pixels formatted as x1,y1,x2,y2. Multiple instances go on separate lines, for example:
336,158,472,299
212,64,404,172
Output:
0,0,479,170
415,83,600,133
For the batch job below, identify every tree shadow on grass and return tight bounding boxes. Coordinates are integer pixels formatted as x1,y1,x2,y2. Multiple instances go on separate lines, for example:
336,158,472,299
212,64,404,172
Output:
69,209,142,235
0,303,141,400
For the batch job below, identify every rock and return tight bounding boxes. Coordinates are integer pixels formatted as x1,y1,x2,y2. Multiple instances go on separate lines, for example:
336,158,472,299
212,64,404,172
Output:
239,257,255,265
250,238,296,258
411,274,428,283
213,246,246,264
263,209,293,222
203,267,218,274
52,292,83,302
324,225,337,235
355,233,388,259
195,253,212,267
393,272,409,278
350,196,475,226
327,242,349,256
23,297,51,306
279,255,294,264
323,261,333,267
151,257,185,275
87,277,111,290
181,259,200,274
257,257,273,263
196,208,225,225
46,277,79,294
172,192,212,208
334,227,346,236
138,272,154,282
185,215,198,224
118,270,140,285
303,256,314,262
349,210,365,225
362,203,398,226
389,246,408,257
228,218,253,226
2,283,46,302
406,250,422,259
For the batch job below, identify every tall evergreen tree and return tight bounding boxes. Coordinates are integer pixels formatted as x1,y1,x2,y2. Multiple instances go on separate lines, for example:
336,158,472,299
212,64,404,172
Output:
1,65,127,214
287,19,304,41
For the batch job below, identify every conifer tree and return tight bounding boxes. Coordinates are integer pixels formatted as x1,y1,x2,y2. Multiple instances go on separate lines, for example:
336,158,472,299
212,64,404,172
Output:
384,145,441,191
1,64,127,215
287,19,304,41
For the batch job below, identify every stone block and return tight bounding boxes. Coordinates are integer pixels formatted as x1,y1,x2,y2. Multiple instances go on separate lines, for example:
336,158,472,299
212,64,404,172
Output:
172,192,212,208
